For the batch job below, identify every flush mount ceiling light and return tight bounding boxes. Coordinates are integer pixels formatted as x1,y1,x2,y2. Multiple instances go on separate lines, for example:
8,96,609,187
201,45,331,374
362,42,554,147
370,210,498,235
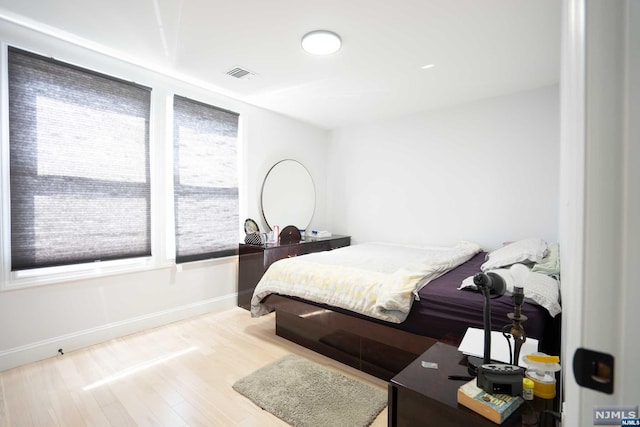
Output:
301,30,342,55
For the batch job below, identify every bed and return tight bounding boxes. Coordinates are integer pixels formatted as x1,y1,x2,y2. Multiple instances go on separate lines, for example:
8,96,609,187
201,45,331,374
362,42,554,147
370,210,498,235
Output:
250,240,562,380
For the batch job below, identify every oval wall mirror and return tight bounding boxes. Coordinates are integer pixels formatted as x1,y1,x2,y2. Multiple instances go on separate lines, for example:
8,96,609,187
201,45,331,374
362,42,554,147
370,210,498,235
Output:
261,159,315,231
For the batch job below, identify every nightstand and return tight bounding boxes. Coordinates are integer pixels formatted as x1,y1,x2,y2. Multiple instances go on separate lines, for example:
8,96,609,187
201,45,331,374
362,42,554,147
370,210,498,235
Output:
388,342,556,426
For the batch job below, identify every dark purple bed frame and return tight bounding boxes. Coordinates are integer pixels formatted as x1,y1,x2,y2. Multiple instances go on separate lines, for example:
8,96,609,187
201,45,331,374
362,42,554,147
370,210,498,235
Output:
261,252,561,380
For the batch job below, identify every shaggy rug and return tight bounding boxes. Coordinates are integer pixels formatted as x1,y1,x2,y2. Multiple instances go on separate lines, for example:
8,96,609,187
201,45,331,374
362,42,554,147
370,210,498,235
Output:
232,354,387,427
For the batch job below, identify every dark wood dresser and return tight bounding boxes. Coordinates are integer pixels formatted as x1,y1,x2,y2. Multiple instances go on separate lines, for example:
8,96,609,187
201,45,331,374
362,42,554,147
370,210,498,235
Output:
237,235,351,310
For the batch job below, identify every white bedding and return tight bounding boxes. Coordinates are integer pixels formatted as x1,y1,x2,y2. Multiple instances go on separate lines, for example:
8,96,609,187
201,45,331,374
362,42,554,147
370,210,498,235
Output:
250,241,481,323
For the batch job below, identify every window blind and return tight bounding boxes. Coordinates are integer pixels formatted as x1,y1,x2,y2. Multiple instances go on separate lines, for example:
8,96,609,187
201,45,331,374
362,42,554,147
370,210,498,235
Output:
8,47,152,271
173,95,239,263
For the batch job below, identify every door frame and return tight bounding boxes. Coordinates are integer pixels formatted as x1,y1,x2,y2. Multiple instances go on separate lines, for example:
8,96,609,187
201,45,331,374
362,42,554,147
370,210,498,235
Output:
560,1,639,425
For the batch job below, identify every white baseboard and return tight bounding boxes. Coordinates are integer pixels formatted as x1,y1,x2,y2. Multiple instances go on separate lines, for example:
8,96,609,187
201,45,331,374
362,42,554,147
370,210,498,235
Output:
0,294,237,372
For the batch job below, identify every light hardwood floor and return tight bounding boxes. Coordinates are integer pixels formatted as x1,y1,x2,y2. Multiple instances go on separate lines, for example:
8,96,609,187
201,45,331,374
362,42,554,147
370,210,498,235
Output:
0,307,387,426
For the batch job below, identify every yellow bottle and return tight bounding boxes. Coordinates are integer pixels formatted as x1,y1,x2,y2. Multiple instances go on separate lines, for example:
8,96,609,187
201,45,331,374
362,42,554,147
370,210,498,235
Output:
522,378,535,400
523,353,561,399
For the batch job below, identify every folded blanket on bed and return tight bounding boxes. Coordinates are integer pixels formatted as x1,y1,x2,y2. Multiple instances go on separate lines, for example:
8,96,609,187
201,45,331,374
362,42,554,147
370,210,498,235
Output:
251,241,481,323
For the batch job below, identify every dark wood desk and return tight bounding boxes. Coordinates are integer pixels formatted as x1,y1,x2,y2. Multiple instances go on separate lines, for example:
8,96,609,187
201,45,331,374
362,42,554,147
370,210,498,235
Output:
388,342,556,426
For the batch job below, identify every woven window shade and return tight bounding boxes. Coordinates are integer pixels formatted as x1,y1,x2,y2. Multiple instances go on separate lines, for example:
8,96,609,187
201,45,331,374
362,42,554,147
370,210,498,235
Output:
8,47,152,270
173,95,239,263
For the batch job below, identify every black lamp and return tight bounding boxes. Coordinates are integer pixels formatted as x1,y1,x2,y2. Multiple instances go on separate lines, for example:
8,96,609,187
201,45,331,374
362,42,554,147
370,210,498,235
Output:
468,272,525,397
467,272,507,375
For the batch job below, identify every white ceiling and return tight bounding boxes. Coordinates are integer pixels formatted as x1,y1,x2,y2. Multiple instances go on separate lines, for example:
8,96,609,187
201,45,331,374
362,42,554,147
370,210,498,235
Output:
0,0,561,130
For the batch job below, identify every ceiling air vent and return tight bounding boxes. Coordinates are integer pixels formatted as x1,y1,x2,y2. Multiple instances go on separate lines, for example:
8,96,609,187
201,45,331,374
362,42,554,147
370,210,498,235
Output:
226,66,255,79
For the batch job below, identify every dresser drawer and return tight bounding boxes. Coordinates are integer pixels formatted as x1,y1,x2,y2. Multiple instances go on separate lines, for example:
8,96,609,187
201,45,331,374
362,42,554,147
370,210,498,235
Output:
263,240,331,267
264,245,300,267
328,236,351,250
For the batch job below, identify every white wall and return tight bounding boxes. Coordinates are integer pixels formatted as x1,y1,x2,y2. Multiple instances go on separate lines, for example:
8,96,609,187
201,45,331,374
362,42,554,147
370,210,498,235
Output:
326,85,560,250
242,110,329,233
0,18,328,371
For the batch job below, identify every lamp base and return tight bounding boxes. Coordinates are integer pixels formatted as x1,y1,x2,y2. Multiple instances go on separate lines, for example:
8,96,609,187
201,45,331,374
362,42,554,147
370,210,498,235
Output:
466,355,504,376
478,363,524,396
467,355,483,376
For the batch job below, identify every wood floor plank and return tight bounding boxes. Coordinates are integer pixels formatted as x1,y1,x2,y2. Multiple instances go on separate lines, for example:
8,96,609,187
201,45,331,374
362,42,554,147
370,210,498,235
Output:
68,390,111,427
2,368,36,427
0,307,388,426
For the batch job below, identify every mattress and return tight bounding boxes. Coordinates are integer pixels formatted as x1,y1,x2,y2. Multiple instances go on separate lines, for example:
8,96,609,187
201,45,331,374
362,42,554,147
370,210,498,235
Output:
251,242,482,323
403,252,555,344
271,252,560,354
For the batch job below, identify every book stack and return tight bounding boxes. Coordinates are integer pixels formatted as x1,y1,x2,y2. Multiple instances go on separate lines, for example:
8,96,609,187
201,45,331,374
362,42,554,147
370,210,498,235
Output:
457,379,523,424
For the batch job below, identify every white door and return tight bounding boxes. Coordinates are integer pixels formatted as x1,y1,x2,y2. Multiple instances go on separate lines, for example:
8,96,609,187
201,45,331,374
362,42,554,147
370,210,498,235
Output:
561,0,640,425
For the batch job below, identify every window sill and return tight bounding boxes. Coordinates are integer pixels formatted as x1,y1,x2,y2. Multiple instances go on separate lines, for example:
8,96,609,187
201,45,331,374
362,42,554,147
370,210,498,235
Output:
1,254,237,291
1,258,164,291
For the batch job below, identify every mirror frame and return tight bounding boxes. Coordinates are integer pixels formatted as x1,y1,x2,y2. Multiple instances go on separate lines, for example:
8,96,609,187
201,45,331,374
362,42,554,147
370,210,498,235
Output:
260,159,316,231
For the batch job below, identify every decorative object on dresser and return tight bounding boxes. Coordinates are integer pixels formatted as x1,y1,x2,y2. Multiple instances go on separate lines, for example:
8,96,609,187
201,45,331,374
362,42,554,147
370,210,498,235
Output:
237,235,350,310
244,218,259,234
244,233,262,245
243,218,263,244
279,225,301,244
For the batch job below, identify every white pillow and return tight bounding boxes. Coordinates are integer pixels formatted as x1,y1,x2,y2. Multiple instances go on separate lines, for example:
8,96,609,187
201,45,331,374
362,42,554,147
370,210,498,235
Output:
481,238,548,271
531,242,560,276
458,263,561,317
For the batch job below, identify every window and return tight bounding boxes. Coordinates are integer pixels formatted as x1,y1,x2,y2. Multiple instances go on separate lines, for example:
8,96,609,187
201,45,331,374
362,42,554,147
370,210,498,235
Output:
7,47,152,271
173,95,239,263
